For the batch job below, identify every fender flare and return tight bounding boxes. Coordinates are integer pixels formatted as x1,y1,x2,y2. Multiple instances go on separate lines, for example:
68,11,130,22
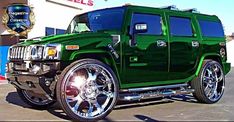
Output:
195,53,222,76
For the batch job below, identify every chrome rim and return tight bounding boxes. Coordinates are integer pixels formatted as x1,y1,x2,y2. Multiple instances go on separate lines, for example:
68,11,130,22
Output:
22,90,53,106
63,63,117,119
202,62,225,102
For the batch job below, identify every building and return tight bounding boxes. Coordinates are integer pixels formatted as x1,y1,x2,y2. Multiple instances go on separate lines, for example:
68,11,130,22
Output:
227,33,234,66
0,0,94,78
0,0,94,38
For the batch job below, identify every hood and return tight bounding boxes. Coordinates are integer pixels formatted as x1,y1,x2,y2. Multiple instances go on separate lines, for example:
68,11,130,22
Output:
19,32,112,46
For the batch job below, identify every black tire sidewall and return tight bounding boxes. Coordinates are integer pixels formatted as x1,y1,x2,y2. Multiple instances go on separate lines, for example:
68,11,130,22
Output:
56,59,119,121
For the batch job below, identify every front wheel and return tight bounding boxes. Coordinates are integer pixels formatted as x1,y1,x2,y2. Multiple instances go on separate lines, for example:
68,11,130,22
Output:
17,89,55,109
56,59,119,121
191,60,225,104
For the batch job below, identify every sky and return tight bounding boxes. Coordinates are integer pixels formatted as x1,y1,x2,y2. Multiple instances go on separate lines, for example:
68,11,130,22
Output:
93,0,234,35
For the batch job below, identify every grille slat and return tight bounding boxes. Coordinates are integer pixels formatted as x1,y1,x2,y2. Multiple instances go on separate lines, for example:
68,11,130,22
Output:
10,46,27,60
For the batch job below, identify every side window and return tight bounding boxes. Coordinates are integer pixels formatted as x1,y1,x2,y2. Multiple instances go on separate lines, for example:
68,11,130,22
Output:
46,27,55,36
45,27,66,36
170,17,193,36
130,13,162,35
198,20,224,37
56,29,66,35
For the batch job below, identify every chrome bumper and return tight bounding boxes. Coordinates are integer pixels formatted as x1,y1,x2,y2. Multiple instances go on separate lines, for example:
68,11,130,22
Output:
5,61,60,95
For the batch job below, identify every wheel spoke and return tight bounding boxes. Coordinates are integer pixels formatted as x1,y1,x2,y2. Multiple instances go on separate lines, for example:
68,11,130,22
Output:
209,90,217,100
204,87,210,96
100,91,114,98
66,97,77,103
72,96,83,112
94,101,104,114
87,103,94,117
203,76,211,84
217,74,223,82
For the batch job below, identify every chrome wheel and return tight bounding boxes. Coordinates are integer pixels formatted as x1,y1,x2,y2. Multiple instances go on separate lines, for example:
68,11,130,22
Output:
202,62,225,102
62,62,117,119
21,90,54,106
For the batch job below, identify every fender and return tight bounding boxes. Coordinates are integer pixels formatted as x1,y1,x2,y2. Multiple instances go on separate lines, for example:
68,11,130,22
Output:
195,53,222,76
68,49,122,87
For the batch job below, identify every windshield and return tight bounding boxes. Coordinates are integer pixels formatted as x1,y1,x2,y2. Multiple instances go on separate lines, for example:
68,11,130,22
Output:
66,7,125,34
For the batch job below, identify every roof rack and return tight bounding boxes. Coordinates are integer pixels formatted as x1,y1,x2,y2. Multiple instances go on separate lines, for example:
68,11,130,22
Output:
161,5,179,11
182,8,200,13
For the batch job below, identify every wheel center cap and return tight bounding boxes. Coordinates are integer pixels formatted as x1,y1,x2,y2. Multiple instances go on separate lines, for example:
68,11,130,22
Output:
83,83,99,99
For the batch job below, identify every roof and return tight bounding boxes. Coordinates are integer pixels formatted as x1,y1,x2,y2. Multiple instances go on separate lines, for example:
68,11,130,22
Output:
81,5,220,22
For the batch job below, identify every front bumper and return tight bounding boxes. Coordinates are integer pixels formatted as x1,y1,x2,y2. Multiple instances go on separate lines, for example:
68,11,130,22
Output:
6,61,60,95
6,73,51,94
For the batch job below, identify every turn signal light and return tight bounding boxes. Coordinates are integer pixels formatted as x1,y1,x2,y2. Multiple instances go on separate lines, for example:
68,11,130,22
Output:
65,45,79,50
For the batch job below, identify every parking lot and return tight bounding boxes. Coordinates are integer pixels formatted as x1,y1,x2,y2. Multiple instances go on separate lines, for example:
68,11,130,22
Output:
0,68,233,121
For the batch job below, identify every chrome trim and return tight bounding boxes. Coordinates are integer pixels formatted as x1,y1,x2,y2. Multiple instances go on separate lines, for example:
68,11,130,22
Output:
121,83,188,92
63,63,117,119
120,88,195,101
43,44,61,60
111,35,121,47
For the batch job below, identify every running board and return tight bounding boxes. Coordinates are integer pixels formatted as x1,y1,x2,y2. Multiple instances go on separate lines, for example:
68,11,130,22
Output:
119,83,194,101
121,83,188,92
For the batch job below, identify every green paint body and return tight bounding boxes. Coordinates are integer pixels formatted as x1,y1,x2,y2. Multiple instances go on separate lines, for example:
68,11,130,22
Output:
20,6,231,89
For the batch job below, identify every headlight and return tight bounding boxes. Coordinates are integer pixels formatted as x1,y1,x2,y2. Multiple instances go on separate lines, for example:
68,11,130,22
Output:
43,44,61,60
31,45,44,60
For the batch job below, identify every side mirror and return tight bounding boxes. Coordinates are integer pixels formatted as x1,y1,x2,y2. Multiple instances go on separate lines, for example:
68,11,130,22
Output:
130,23,148,47
134,23,148,33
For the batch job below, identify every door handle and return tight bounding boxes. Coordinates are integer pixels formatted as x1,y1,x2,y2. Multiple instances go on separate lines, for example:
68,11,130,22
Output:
157,40,167,47
192,41,199,48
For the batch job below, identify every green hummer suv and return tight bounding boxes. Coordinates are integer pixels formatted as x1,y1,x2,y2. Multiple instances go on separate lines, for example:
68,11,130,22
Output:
6,5,231,121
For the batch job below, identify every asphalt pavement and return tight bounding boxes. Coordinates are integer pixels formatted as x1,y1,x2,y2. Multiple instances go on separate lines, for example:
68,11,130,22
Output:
0,68,233,121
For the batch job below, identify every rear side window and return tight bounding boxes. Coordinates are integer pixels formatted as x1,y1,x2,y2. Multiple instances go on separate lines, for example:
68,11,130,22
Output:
198,20,224,37
130,13,162,35
169,17,193,36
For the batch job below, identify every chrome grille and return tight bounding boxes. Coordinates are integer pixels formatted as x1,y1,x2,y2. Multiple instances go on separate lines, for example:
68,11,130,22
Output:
9,46,27,60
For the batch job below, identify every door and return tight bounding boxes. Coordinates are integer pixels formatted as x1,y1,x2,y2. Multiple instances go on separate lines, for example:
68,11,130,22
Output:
167,14,200,80
123,12,169,85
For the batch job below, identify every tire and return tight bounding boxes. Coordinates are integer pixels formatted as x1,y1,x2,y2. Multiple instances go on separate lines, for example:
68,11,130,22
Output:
17,89,56,109
56,59,119,121
191,60,225,104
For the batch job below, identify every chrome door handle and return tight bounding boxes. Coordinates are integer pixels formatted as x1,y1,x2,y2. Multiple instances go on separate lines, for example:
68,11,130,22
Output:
157,40,167,47
192,41,199,48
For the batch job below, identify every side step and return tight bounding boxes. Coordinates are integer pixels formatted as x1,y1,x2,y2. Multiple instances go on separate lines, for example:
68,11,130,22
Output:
119,84,194,101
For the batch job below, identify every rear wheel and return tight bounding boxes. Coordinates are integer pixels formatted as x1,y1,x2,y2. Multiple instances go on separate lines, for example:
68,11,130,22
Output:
56,59,119,121
191,60,225,104
17,89,55,109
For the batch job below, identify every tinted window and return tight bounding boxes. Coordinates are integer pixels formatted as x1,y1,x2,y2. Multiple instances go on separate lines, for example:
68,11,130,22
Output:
46,27,54,36
56,29,66,35
130,14,162,35
199,20,224,37
170,17,193,36
67,7,125,34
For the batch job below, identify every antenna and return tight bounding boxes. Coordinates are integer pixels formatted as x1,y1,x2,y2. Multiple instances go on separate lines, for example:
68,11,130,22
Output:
161,5,179,11
183,8,200,13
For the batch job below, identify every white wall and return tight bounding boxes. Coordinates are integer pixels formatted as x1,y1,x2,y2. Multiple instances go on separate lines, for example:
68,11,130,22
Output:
227,41,234,66
27,0,93,38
